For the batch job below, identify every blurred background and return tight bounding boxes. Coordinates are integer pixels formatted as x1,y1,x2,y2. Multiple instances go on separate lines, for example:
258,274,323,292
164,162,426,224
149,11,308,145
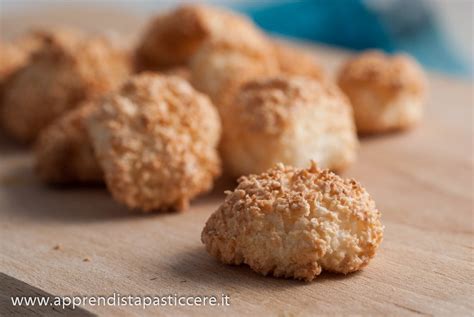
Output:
1,0,473,78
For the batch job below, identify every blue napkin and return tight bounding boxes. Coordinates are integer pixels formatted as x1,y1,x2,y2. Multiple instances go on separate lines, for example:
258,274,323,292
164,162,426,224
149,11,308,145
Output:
236,0,471,77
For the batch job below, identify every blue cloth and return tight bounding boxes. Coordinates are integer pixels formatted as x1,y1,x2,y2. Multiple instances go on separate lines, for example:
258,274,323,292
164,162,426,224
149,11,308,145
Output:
235,0,471,77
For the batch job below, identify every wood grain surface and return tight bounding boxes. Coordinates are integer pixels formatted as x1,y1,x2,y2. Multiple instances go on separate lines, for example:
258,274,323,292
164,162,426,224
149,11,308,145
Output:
0,5,473,316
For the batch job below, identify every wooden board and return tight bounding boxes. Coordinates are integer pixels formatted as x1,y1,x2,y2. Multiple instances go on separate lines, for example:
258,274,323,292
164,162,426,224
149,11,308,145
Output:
1,5,473,316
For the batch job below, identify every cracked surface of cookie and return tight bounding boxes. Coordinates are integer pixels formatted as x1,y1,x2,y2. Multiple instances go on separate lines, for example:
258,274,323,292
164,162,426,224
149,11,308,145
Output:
86,73,221,212
135,4,268,70
35,101,102,184
202,162,383,281
1,29,130,143
220,76,358,178
190,37,278,111
337,50,427,134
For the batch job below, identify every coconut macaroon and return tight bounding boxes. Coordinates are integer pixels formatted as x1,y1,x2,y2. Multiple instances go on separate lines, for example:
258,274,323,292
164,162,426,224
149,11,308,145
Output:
162,66,191,82
190,38,278,111
220,76,358,178
337,50,427,134
134,4,270,70
273,42,325,80
86,73,221,212
202,162,383,281
0,42,28,121
0,42,29,84
1,30,130,143
35,101,102,185
0,29,78,85
0,35,40,111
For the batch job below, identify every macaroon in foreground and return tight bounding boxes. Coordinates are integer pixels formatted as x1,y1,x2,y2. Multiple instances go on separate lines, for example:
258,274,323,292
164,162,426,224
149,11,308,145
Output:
86,73,222,212
220,76,358,178
337,50,427,134
202,162,383,281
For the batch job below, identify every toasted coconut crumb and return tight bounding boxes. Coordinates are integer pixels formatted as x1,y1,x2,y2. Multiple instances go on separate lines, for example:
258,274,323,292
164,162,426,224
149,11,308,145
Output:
202,162,383,281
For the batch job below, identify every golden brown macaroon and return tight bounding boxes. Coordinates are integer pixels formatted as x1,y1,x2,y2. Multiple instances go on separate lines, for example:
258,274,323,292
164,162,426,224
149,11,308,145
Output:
134,4,270,70
0,34,41,112
190,37,278,111
0,42,29,82
202,162,384,281
220,76,358,178
337,50,427,134
0,29,82,84
0,42,28,121
162,66,192,82
273,42,325,80
1,30,130,143
86,73,221,212
35,101,102,185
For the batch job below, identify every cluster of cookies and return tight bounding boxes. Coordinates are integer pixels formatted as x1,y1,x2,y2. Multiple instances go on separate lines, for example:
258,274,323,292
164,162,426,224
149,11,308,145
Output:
0,4,426,281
